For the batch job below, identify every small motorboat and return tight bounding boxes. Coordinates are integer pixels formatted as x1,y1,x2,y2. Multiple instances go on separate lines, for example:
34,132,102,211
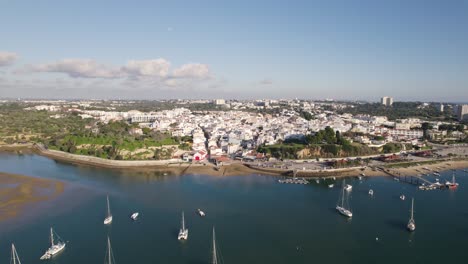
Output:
368,189,374,196
344,184,352,192
131,212,139,220
197,209,205,217
328,184,334,188
400,195,405,201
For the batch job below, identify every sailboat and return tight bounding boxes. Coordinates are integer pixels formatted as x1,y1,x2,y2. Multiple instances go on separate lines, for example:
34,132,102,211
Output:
336,180,353,218
446,172,459,189
40,227,66,260
178,211,189,240
407,198,416,232
104,236,116,264
11,244,22,264
211,227,221,264
104,195,113,225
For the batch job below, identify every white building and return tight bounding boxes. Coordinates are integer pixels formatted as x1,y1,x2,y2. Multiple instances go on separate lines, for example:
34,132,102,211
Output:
457,104,468,121
213,99,225,105
380,96,394,106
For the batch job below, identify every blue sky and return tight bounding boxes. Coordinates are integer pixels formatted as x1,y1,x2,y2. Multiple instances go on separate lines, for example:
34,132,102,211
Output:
1,0,467,101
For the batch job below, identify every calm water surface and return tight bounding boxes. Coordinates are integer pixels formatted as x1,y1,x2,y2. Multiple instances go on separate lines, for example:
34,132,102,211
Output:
1,153,467,263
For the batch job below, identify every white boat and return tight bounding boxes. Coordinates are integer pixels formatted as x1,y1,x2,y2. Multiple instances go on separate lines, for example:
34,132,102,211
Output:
40,227,66,260
368,189,374,196
211,227,221,264
178,211,189,240
400,195,405,201
328,184,334,188
344,184,352,192
104,236,116,264
197,209,206,217
104,195,113,225
131,212,139,220
407,198,416,232
11,243,22,264
316,179,320,184
336,181,353,218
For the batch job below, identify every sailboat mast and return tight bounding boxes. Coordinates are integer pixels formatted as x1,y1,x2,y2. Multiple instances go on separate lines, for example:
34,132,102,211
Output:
11,244,21,264
107,237,112,264
212,227,218,264
107,195,111,217
341,181,345,207
410,198,414,220
50,227,54,246
182,211,185,230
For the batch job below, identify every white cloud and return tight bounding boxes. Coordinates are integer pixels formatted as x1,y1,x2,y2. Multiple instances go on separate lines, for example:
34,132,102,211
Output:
172,63,210,79
0,51,18,66
122,59,171,77
27,59,121,78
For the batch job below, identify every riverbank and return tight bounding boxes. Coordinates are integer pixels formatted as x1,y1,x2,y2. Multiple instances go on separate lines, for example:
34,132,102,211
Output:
0,171,65,222
1,144,467,178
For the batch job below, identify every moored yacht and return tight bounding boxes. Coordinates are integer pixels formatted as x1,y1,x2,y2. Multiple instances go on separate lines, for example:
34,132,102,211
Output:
131,212,139,220
407,198,416,232
400,194,406,201
104,195,113,225
344,184,352,191
336,181,353,218
197,209,206,217
446,173,459,189
178,211,189,240
368,189,374,196
40,227,66,260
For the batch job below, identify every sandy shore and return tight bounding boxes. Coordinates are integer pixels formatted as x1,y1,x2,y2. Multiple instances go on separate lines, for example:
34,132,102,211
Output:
382,159,468,177
0,172,65,222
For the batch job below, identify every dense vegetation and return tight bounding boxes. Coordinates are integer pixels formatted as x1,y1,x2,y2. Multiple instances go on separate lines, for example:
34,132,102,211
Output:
0,103,89,143
339,102,455,121
46,121,183,160
0,103,187,160
258,126,379,159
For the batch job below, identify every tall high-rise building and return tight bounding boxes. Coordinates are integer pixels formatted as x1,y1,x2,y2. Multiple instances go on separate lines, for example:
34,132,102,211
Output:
439,104,444,112
457,104,468,121
380,96,393,106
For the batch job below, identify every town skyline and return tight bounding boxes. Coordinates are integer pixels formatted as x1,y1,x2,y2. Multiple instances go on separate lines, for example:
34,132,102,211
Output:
1,0,468,101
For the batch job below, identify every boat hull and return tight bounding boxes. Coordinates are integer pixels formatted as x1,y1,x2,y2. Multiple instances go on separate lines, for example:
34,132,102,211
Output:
336,206,352,218
178,229,189,240
131,213,139,220
40,243,66,260
104,216,113,225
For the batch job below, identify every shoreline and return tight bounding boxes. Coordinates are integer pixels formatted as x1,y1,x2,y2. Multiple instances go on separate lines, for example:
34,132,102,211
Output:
0,144,467,178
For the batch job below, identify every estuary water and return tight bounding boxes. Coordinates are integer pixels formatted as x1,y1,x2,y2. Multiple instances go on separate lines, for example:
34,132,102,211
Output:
0,153,467,263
